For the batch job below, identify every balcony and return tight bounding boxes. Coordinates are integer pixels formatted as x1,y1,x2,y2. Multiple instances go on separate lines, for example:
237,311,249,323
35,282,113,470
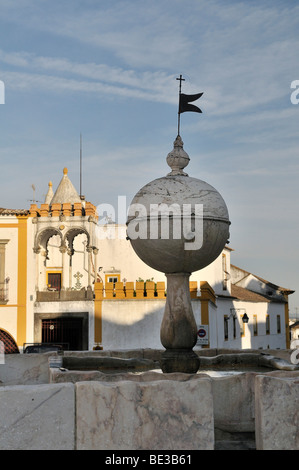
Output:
36,287,93,302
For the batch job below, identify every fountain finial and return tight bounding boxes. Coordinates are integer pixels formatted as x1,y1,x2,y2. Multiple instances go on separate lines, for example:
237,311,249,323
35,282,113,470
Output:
166,135,190,176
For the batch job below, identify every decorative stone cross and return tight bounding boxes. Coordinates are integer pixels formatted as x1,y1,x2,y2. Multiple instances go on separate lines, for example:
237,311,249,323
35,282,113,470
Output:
74,271,83,289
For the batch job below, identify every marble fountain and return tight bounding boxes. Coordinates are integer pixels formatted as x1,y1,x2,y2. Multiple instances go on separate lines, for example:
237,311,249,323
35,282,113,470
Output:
1,136,298,450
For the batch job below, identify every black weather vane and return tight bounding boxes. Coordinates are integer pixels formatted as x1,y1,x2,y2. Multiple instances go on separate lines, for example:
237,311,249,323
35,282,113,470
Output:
176,74,203,136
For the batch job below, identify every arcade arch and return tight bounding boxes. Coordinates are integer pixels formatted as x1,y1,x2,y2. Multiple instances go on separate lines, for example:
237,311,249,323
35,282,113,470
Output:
34,226,98,291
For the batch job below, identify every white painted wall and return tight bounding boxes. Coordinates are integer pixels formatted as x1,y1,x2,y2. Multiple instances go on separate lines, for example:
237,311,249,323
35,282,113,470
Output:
101,298,203,351
97,224,231,296
215,298,286,350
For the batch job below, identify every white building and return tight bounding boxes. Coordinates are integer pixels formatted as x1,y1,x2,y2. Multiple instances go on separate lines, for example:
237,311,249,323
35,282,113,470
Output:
97,224,293,350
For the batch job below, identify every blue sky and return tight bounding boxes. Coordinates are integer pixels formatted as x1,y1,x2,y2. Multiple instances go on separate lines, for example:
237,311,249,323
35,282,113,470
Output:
1,0,299,311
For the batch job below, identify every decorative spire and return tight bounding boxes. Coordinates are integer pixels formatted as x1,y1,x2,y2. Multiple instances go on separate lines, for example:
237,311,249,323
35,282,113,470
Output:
166,135,190,176
44,181,54,204
50,168,81,205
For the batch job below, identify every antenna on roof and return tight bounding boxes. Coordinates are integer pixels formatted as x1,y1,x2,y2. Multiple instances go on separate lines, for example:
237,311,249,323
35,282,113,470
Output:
32,184,36,203
28,184,42,204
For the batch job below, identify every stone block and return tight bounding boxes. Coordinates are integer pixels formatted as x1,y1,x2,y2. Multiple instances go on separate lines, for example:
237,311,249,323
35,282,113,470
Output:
211,373,256,433
0,383,75,450
255,375,299,450
0,353,51,386
76,378,214,450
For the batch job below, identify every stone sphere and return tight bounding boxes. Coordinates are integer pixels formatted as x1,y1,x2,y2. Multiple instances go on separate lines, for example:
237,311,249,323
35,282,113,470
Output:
127,173,230,274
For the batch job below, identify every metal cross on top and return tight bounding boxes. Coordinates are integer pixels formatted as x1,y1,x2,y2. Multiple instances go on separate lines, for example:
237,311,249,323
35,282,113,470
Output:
176,74,203,136
176,74,185,95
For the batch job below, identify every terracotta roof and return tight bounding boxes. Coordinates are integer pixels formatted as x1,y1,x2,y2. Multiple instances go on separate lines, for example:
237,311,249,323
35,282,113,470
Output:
231,284,272,303
0,208,29,216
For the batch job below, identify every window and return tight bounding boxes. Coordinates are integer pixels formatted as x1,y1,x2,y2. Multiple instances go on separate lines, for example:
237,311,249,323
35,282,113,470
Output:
47,272,62,291
233,316,237,339
108,277,118,285
240,315,245,337
253,315,258,336
224,316,229,340
277,315,281,334
105,273,120,287
266,314,270,335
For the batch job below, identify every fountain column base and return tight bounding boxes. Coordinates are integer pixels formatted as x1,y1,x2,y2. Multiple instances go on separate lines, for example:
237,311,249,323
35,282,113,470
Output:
160,272,200,374
160,349,200,374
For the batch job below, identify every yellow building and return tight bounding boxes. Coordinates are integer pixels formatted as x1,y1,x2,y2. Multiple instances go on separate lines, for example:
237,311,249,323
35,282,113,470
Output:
0,208,29,352
0,168,99,352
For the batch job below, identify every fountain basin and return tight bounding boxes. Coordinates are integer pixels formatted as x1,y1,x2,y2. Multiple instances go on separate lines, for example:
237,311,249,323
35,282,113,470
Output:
1,349,298,450
49,349,299,383
60,355,159,373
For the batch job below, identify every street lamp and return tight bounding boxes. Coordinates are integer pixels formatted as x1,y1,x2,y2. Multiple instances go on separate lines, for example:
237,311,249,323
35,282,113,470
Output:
230,308,249,323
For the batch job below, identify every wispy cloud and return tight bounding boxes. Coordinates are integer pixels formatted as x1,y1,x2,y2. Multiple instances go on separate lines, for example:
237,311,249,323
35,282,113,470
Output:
0,50,178,104
0,50,174,92
1,1,299,115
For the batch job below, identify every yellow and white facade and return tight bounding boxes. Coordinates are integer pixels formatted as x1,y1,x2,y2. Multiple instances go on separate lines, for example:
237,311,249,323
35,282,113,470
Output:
0,167,294,352
0,168,99,351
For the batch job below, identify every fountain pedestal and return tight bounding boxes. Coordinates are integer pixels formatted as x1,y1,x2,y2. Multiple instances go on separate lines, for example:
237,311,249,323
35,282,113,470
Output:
160,273,200,373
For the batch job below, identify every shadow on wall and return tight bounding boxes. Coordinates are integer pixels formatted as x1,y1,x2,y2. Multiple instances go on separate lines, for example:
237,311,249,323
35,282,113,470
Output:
101,300,166,350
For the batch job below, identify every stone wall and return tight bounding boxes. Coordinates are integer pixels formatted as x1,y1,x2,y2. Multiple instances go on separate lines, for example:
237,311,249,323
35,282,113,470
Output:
0,383,75,450
76,378,214,450
0,350,299,450
212,372,256,434
0,353,51,386
255,374,299,450
0,375,214,450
